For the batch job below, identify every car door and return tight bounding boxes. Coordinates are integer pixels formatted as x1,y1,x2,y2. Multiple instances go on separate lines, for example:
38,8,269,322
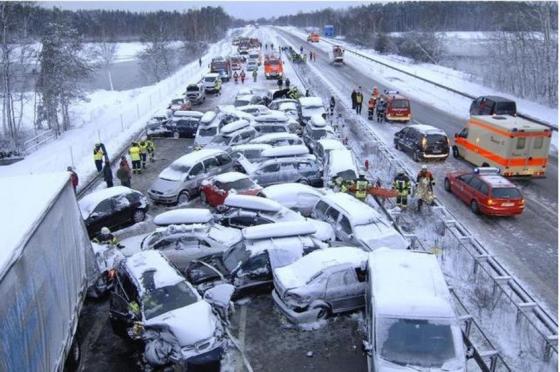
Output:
466,177,484,205
325,206,341,238
234,252,272,294
109,270,140,337
404,129,418,153
255,163,281,186
203,157,220,177
279,160,299,183
325,267,363,312
336,214,354,242
207,180,223,206
185,162,204,194
216,153,233,173
86,198,116,236
111,193,133,228
453,174,473,203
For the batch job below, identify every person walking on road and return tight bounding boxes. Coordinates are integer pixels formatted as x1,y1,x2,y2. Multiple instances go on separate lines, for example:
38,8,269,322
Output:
355,88,364,114
351,89,357,110
67,166,79,192
129,142,142,174
145,139,155,162
277,77,283,88
252,69,258,82
103,160,114,188
93,143,104,172
354,174,369,201
198,57,202,67
139,139,148,169
117,157,132,187
393,170,411,208
329,96,336,116
240,70,246,84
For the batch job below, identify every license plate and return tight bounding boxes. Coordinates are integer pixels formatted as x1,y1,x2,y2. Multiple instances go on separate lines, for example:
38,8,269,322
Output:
502,202,514,207
432,150,441,154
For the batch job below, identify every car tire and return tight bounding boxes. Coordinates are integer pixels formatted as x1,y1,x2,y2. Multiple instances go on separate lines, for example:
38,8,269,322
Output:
470,200,480,215
133,209,146,223
177,191,190,205
481,162,490,167
394,141,400,151
298,178,310,185
444,178,451,192
452,146,460,159
313,304,331,321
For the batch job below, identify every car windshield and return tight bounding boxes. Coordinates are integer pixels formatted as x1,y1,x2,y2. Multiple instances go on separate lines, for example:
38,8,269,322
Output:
187,86,199,92
491,187,522,199
260,126,287,134
204,77,216,83
142,281,199,320
176,119,197,127
337,169,357,180
267,60,280,66
496,101,516,115
235,99,251,107
234,149,263,160
392,99,409,109
426,134,448,145
222,241,250,273
377,317,460,368
169,164,190,175
198,126,217,137
211,135,230,145
310,129,330,140
223,178,254,191
303,105,323,110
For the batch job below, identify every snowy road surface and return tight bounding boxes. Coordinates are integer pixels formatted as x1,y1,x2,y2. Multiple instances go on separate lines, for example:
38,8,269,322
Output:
277,28,558,313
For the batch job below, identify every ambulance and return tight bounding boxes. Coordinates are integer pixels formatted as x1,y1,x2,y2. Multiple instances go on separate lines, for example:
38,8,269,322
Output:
453,115,552,177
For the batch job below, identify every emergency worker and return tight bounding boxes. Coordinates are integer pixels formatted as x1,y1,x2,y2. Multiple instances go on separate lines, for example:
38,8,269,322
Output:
129,142,142,174
393,170,411,208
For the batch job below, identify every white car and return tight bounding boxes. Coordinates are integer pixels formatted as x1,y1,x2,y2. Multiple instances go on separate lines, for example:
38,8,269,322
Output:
250,132,304,147
299,96,326,124
262,183,329,216
109,250,231,368
246,60,258,71
272,246,369,322
236,104,271,117
311,193,409,251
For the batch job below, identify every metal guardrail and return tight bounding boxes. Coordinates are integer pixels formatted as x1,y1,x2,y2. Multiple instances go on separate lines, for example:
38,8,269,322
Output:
313,33,557,131
278,29,557,370
21,128,56,154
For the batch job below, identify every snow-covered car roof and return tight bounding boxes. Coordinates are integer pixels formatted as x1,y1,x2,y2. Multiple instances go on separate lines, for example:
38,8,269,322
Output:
243,221,317,241
221,119,251,134
212,171,249,184
224,194,283,212
125,250,189,295
261,145,310,158
0,173,70,274
231,143,272,152
204,73,220,78
254,112,289,123
235,94,256,102
146,223,242,249
321,193,382,226
153,208,213,226
263,183,326,202
200,111,217,125
79,186,140,219
369,248,455,318
167,149,225,168
318,139,346,151
237,104,270,113
299,97,323,108
274,246,368,289
309,115,327,127
327,149,358,176
409,124,447,136
238,88,253,95
478,175,516,188
250,132,300,144
173,110,203,118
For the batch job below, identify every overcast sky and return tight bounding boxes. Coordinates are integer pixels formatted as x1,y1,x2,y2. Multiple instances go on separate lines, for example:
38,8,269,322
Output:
43,1,366,20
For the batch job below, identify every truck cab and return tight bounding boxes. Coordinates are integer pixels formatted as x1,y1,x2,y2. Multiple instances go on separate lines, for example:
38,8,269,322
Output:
307,32,320,42
383,91,412,123
264,56,284,79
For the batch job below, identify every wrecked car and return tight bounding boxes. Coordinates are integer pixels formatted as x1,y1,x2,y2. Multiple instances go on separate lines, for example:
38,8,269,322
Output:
272,246,369,322
262,183,329,217
109,250,231,369
200,172,263,207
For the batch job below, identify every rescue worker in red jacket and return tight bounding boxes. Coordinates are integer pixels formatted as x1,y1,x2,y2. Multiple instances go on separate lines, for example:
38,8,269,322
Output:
367,95,377,120
67,166,78,192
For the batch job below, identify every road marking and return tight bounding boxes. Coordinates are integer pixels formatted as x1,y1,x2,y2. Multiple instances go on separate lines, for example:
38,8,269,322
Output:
236,304,248,372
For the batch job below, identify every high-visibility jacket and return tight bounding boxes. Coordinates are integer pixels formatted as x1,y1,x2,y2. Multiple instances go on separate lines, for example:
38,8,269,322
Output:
139,141,148,154
392,176,411,196
356,93,363,104
214,79,222,90
93,147,104,161
355,178,369,199
145,140,155,153
129,145,141,161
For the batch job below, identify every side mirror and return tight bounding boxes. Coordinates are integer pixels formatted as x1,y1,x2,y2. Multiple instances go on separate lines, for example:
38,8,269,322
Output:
362,340,373,356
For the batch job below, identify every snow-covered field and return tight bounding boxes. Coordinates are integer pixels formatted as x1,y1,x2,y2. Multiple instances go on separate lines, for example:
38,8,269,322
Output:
0,28,250,189
284,27,558,129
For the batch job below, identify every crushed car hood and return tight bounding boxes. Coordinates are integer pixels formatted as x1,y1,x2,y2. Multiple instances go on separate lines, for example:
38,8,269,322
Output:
354,224,409,251
187,254,228,285
145,300,217,347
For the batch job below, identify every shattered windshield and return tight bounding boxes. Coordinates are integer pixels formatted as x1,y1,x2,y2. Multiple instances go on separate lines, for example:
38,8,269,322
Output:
142,280,198,320
222,241,250,273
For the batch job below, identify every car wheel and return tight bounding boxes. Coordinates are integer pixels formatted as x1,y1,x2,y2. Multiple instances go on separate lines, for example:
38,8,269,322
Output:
298,178,310,185
470,200,480,215
413,151,421,162
177,191,190,204
313,304,331,320
394,141,400,150
481,162,490,167
132,209,146,223
444,178,451,192
452,146,460,159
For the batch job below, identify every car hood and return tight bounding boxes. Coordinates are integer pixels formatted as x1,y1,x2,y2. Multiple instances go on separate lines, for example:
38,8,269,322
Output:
145,300,217,347
302,107,325,119
151,177,181,195
354,224,409,250
194,136,214,146
375,356,465,372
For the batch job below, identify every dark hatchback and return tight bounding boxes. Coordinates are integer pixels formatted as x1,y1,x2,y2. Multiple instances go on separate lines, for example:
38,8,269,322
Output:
79,186,149,238
172,117,201,138
394,124,449,162
469,96,517,116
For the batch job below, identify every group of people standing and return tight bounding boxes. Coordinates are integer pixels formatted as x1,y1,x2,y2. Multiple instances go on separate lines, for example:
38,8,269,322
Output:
91,138,156,189
351,87,365,114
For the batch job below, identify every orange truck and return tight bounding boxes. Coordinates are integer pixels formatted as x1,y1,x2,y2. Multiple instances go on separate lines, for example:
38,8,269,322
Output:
264,55,284,79
453,115,552,177
307,32,320,42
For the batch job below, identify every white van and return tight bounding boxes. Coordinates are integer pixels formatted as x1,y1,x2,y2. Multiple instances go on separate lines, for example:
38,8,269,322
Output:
364,248,466,372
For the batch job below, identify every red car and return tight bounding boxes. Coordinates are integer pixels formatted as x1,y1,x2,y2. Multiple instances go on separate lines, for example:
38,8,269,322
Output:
167,98,191,113
444,167,524,216
200,172,263,207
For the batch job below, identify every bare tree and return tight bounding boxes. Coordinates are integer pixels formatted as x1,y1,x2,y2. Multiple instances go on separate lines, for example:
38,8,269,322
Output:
97,40,117,90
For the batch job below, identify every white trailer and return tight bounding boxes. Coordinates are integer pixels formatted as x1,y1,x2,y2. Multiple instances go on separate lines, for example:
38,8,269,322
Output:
0,173,95,371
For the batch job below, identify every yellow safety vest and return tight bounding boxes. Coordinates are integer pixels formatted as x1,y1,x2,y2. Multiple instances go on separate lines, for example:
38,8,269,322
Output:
139,142,147,154
145,140,155,152
356,179,368,198
93,148,104,161
129,146,141,161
